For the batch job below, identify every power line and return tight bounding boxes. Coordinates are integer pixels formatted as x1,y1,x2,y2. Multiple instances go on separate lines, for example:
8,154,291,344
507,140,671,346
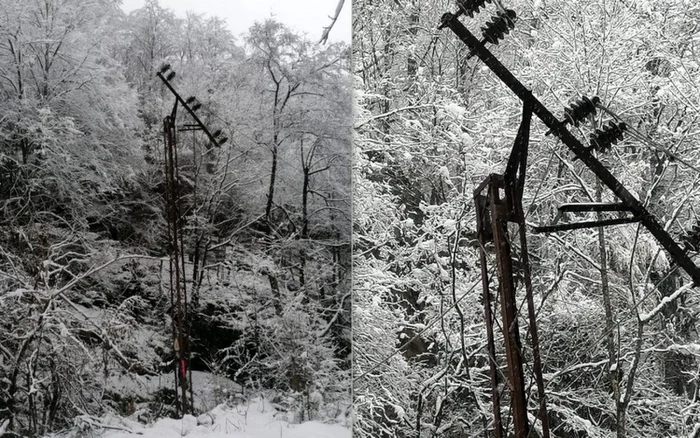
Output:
596,103,700,175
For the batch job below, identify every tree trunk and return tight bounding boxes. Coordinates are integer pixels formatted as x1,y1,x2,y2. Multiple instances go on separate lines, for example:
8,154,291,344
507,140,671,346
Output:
267,273,282,316
406,1,419,77
597,179,620,408
301,166,309,240
265,145,277,225
617,409,627,438
299,165,308,296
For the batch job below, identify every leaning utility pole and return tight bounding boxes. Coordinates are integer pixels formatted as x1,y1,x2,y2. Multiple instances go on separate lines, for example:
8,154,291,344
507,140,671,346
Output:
439,2,700,285
474,102,550,438
439,1,700,436
156,64,229,417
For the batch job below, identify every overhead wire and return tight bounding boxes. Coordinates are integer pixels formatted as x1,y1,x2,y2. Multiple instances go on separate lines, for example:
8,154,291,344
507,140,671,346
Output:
595,102,700,175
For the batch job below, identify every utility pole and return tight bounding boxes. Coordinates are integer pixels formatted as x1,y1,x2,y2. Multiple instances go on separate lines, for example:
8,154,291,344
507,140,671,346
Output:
156,64,229,417
473,103,550,438
439,1,700,436
163,112,190,415
438,5,700,285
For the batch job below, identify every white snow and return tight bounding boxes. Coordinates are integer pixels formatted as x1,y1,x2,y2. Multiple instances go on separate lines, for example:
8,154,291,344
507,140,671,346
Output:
444,103,466,118
418,239,435,251
639,283,694,323
45,398,350,438
391,404,405,421
689,423,700,438
103,371,242,414
460,132,473,147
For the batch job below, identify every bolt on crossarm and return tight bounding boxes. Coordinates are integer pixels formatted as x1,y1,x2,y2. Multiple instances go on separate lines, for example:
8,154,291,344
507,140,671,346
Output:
439,12,700,286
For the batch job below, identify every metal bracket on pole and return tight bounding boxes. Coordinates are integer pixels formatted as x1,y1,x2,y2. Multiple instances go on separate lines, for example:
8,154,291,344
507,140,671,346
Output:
156,72,226,148
535,202,635,232
533,216,641,233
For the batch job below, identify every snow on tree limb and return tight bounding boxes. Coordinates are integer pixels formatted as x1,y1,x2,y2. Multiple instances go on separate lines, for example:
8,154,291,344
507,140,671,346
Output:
689,423,700,438
354,104,436,130
318,291,351,337
639,282,695,323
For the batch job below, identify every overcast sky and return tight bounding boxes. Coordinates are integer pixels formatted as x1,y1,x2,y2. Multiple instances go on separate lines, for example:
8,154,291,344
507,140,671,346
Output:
120,0,351,44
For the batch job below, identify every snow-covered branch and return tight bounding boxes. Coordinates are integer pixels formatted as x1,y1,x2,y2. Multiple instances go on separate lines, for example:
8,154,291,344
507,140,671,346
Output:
639,282,695,324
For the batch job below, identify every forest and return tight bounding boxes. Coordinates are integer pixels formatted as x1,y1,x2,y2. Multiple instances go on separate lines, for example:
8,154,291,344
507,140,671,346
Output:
353,0,700,437
0,0,352,436
3,0,700,436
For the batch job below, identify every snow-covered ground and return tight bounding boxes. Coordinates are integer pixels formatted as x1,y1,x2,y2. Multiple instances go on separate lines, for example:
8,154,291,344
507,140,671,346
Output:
38,370,351,438
45,398,351,438
103,370,245,415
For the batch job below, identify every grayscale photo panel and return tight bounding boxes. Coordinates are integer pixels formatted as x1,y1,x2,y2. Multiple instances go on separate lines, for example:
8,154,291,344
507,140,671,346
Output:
0,1,351,436
352,0,700,437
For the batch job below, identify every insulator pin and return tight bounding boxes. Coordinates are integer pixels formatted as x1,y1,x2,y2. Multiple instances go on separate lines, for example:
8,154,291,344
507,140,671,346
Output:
482,9,517,45
589,121,626,153
565,96,600,127
456,0,492,18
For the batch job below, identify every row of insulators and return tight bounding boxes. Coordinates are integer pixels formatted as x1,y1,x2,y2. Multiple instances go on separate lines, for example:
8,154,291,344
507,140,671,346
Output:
159,63,228,146
451,0,517,49
551,95,628,153
185,96,202,112
212,129,228,145
546,95,600,135
160,63,175,81
682,224,700,252
589,121,626,153
456,0,492,18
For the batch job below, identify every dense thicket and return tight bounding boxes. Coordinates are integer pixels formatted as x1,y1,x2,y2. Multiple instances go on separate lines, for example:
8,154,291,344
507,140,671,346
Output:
353,0,700,436
0,0,351,435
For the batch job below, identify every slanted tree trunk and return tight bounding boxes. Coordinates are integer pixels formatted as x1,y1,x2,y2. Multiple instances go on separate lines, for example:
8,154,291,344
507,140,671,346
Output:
597,178,621,416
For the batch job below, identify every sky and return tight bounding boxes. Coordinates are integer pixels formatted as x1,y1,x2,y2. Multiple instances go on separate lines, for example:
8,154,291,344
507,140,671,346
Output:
119,0,352,44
